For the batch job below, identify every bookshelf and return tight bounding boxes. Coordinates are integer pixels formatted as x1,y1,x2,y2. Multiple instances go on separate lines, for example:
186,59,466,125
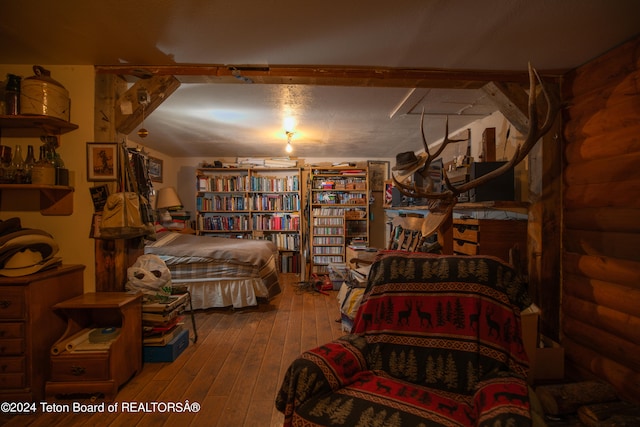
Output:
196,167,303,277
309,166,369,275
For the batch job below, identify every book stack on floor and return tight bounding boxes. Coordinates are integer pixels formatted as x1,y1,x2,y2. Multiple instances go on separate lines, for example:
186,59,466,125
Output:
142,293,190,362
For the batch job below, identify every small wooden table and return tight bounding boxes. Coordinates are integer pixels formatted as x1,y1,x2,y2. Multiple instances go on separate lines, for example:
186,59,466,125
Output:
45,292,142,400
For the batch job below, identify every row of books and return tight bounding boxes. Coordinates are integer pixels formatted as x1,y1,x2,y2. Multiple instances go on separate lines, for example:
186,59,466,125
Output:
197,173,300,192
313,192,366,204
249,175,299,191
264,233,300,251
197,194,300,212
251,194,300,211
253,214,300,231
198,215,251,231
313,236,344,245
279,252,301,273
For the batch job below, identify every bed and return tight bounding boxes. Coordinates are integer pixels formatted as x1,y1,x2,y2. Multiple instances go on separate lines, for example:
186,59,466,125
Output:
144,231,281,309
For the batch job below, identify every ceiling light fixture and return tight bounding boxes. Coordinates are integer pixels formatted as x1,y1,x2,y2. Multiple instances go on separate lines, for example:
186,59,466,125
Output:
285,131,294,153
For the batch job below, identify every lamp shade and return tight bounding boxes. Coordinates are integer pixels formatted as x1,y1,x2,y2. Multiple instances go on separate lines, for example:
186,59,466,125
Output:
155,187,183,210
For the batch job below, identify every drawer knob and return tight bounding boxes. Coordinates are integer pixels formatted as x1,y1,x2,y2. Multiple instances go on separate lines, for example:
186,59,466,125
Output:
0,300,12,310
71,366,86,376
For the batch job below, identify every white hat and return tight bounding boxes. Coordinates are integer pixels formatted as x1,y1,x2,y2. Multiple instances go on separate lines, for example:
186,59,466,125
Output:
0,248,61,277
0,230,59,269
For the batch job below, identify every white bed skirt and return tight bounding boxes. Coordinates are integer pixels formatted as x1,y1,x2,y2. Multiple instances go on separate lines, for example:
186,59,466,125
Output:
173,277,270,309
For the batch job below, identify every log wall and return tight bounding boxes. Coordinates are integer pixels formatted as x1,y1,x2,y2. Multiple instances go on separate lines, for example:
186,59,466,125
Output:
561,35,640,403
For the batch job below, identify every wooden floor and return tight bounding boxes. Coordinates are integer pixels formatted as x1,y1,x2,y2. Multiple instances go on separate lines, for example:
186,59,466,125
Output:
1,274,345,427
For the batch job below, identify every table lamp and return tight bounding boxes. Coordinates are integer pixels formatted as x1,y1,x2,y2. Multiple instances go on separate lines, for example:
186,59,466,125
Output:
155,186,183,223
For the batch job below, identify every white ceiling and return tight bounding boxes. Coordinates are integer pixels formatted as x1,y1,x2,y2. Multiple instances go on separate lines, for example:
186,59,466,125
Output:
1,0,638,158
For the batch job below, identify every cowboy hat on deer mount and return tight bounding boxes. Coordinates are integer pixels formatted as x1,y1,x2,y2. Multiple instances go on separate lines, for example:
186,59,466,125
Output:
392,151,427,182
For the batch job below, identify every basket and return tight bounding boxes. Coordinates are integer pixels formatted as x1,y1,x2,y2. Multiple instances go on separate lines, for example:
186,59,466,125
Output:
345,210,365,219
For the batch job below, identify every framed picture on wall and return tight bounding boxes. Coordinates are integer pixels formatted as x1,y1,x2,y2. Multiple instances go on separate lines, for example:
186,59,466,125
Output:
148,156,163,183
367,160,390,192
86,142,118,181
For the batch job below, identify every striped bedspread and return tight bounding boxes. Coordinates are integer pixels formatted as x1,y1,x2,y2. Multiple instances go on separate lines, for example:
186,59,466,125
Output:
145,232,281,303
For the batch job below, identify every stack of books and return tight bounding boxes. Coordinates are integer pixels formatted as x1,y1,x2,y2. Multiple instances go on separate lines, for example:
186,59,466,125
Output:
142,293,189,347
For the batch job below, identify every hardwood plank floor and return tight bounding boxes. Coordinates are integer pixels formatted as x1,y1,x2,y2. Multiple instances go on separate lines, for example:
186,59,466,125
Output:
1,274,345,427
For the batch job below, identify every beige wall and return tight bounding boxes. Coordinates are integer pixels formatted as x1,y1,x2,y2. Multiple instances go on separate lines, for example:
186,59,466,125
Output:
1,64,97,290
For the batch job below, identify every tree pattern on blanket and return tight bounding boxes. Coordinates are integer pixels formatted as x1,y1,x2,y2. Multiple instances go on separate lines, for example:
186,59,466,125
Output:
276,253,533,427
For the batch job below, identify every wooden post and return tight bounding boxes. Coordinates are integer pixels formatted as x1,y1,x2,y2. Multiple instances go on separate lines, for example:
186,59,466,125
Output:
481,127,496,161
94,238,144,292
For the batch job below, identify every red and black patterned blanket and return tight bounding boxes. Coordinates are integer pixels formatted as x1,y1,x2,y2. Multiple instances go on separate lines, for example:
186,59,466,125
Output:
276,252,532,426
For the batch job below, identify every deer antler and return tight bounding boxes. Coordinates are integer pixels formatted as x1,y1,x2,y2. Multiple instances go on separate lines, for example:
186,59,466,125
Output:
392,113,468,200
393,63,559,202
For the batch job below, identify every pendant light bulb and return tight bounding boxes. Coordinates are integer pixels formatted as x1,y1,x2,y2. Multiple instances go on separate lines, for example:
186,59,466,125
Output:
138,103,149,138
285,131,294,153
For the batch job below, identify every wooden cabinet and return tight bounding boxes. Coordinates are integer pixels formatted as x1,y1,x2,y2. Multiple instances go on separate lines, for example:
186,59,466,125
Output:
45,292,142,400
0,265,84,402
453,218,527,264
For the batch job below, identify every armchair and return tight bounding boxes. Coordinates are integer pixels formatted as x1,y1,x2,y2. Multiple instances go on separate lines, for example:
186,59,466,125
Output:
276,252,538,426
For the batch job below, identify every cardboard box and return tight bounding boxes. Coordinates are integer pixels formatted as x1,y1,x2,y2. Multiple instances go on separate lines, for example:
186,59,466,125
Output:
520,312,565,383
534,336,565,381
143,329,189,363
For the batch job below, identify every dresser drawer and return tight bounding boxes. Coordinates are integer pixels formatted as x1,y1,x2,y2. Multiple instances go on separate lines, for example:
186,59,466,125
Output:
0,323,25,339
0,356,26,373
454,239,478,256
0,372,26,389
0,289,25,320
453,222,479,243
51,353,110,381
0,339,25,356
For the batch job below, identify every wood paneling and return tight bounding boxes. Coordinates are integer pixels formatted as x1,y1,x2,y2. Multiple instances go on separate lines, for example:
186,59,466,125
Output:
562,34,640,403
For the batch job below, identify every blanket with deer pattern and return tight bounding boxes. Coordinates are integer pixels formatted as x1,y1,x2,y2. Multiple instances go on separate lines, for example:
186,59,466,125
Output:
276,252,533,426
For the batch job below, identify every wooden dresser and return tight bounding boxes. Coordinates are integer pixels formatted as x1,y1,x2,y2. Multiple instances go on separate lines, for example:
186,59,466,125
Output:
453,218,528,264
0,264,85,401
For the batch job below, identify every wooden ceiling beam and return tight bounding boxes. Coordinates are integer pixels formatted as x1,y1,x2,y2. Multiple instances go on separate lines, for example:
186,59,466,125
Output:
115,74,181,135
96,64,563,89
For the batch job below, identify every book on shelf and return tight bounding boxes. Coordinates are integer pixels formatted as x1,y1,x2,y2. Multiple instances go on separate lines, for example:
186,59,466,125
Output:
142,292,189,313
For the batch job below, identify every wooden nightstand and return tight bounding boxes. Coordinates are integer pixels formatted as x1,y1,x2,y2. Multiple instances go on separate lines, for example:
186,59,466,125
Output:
45,292,142,400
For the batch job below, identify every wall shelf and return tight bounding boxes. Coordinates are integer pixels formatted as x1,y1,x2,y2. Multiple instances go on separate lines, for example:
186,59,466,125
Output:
0,115,78,136
0,184,74,215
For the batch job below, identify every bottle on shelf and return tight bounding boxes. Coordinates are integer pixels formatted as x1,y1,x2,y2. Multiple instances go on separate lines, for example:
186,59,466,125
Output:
24,145,35,184
0,145,12,183
11,145,26,184
31,145,55,185
5,74,21,115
